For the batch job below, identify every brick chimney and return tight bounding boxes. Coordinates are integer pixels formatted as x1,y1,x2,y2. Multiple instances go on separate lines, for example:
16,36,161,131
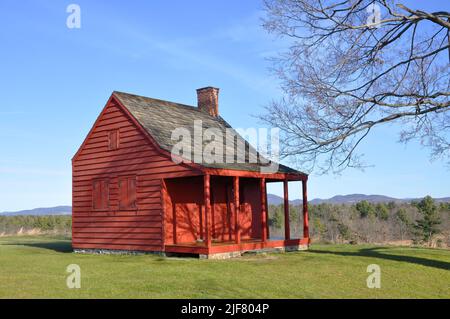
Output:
197,87,219,117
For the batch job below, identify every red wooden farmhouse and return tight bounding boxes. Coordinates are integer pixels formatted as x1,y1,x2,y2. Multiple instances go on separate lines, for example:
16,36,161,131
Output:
72,87,310,258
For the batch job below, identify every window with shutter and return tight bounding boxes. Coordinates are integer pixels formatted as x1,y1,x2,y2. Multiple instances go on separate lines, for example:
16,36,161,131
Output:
108,130,119,150
92,179,109,211
118,176,137,210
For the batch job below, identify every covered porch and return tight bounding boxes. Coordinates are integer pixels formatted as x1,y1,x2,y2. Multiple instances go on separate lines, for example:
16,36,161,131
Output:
162,170,309,258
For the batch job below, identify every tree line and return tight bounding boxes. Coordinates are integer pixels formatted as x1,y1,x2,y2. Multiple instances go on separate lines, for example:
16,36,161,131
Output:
0,215,71,236
1,197,448,248
268,196,449,248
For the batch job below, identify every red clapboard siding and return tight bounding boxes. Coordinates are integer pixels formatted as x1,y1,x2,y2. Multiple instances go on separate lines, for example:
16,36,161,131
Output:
72,238,162,245
74,153,166,168
72,243,161,252
74,157,174,171
73,221,161,228
72,96,200,252
73,169,194,183
73,209,162,216
75,147,160,161
76,144,152,157
74,216,157,223
73,227,162,234
74,233,162,240
73,160,183,177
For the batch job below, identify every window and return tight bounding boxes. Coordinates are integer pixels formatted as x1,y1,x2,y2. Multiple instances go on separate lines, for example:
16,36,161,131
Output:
118,176,137,210
92,179,109,210
108,129,119,150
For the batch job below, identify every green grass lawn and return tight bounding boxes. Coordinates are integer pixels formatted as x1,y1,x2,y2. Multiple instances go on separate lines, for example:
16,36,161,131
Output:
0,236,449,298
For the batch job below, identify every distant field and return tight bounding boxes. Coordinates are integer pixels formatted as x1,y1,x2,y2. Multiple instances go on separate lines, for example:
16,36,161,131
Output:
0,236,449,298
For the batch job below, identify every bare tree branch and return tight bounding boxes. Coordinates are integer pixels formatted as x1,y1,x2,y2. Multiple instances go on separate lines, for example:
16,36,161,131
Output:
260,0,450,174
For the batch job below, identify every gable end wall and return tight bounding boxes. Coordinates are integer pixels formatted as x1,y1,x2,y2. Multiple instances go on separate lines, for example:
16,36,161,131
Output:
72,98,200,252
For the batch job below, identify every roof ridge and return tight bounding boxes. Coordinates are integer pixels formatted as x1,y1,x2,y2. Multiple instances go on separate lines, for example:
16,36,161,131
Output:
113,91,201,112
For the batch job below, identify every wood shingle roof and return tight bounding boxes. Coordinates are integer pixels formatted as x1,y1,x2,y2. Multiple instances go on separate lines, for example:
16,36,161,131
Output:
113,91,304,175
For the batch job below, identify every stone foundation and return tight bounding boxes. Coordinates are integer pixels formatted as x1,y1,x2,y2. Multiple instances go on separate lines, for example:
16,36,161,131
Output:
73,248,166,256
199,244,308,259
285,244,308,252
74,244,308,259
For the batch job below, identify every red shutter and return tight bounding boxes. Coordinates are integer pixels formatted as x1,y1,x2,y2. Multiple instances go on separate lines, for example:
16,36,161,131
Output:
129,177,136,208
108,131,112,150
108,130,119,150
118,177,127,210
93,179,109,210
101,180,109,210
118,176,137,210
92,180,99,210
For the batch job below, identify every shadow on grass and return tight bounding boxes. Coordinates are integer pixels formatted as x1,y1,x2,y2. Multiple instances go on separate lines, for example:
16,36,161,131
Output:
309,246,450,271
4,240,73,253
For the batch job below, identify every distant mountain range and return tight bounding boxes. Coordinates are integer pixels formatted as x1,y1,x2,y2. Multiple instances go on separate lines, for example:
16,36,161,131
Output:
0,206,72,216
268,193,450,205
1,194,449,216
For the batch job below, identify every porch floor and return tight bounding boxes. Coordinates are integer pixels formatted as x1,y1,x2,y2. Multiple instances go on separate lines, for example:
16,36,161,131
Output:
165,238,309,256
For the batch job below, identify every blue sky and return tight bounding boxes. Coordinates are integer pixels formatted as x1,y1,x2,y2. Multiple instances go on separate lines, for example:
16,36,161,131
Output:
0,0,449,211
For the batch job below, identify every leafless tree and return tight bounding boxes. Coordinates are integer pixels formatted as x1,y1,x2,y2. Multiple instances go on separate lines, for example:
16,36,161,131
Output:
260,0,450,173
